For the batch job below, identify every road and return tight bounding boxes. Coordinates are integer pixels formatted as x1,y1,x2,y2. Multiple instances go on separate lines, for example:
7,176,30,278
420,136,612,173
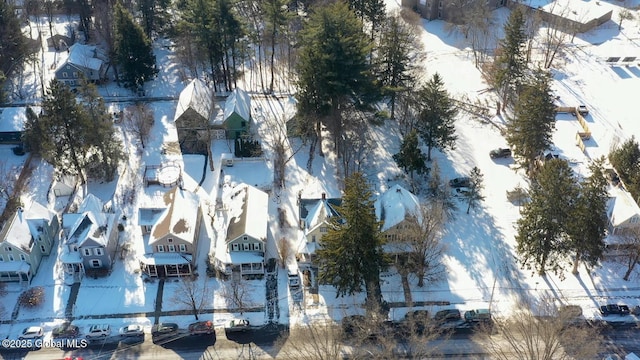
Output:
2,326,638,360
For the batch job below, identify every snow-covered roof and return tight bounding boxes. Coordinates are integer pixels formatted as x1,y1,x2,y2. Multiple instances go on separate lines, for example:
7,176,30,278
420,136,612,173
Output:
145,187,200,245
174,78,214,123
139,252,192,265
59,250,82,264
63,43,104,71
607,186,640,228
0,260,30,273
302,197,342,232
223,88,251,122
223,183,268,243
0,107,40,132
374,184,421,232
539,0,613,24
64,194,115,247
1,200,56,253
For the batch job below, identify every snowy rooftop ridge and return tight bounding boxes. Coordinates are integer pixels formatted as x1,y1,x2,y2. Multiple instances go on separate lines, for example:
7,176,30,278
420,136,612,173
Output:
148,186,201,245
64,194,114,247
1,199,55,252
174,78,214,123
223,183,268,243
607,185,640,228
223,88,251,122
62,43,104,71
374,184,421,232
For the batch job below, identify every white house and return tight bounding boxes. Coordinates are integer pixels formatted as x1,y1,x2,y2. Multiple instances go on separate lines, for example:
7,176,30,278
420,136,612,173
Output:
374,184,422,249
50,174,77,197
606,185,640,236
295,193,342,264
213,183,268,279
54,44,106,86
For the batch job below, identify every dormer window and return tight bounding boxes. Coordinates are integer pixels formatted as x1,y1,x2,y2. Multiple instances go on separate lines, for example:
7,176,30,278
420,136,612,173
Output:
243,236,248,241
168,238,173,243
4,246,12,252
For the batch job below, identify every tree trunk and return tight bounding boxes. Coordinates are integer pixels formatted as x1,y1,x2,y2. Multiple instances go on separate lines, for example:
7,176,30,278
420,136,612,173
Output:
623,258,637,281
572,252,580,275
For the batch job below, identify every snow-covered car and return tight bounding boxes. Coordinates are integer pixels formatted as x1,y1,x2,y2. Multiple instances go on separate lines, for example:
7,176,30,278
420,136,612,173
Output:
225,319,250,333
188,321,214,335
119,324,144,337
19,326,44,340
449,177,471,188
489,148,512,159
85,324,111,338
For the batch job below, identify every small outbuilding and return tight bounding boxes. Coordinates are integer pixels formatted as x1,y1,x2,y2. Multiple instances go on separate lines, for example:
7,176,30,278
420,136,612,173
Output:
219,88,251,139
0,107,39,144
50,175,78,197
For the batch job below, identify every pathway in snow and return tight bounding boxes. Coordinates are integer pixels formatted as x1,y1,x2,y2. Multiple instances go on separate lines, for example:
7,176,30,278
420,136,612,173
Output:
265,267,279,323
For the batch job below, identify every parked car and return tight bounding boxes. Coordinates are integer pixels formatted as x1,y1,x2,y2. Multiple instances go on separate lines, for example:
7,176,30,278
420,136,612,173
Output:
434,309,462,322
490,148,512,159
85,324,111,339
464,309,492,322
577,105,588,115
449,177,471,188
19,326,44,340
288,271,301,289
151,323,179,343
188,321,214,335
52,322,80,339
600,304,630,316
119,324,144,337
225,319,250,333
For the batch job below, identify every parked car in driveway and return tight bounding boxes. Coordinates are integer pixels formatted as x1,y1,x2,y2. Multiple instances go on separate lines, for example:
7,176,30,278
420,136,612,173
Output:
119,324,144,337
449,177,471,188
600,304,630,316
188,321,214,335
464,309,492,322
151,323,179,343
225,319,250,333
85,324,111,338
577,105,588,115
52,322,79,338
434,309,462,322
19,326,44,340
490,148,512,159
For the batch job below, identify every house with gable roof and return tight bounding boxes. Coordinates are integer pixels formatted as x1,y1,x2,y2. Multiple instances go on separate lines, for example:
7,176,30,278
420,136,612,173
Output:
0,200,59,283
374,184,422,244
295,193,342,264
61,194,118,278
174,78,214,153
212,88,251,139
212,183,268,279
54,43,106,87
138,187,202,277
604,186,640,257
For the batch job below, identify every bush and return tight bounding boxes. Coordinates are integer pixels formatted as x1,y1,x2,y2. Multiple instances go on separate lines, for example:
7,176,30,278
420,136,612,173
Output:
19,286,45,308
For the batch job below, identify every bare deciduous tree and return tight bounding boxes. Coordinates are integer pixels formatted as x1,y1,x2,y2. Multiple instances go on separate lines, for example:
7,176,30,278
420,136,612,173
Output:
474,301,602,360
0,160,18,201
125,103,154,148
613,227,640,281
277,237,292,269
221,276,253,315
538,3,575,69
276,320,344,360
618,9,635,30
169,276,211,320
459,0,497,68
339,113,371,179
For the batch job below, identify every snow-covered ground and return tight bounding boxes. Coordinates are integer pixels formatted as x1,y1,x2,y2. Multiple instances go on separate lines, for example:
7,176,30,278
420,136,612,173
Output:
3,0,640,341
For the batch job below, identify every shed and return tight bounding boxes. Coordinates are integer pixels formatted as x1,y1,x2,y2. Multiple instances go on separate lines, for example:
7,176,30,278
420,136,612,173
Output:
51,175,77,197
222,88,251,139
0,107,39,144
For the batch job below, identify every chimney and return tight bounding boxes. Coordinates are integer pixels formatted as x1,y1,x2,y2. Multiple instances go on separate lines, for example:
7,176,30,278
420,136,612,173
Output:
321,193,326,200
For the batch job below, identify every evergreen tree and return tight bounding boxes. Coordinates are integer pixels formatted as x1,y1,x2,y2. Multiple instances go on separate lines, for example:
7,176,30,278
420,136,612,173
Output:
264,0,291,93
113,1,158,89
415,73,458,161
608,136,640,185
348,0,386,38
505,69,556,177
492,7,527,109
515,158,580,276
464,167,485,214
213,0,244,91
138,0,171,39
177,0,221,85
427,160,457,220
296,1,376,144
0,1,27,88
566,158,608,274
376,13,424,119
317,172,386,312
393,129,427,180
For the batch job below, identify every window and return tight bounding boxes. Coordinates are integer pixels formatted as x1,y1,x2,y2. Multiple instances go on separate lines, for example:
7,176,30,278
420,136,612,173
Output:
158,245,165,252
94,248,104,256
320,227,327,233
0,255,3,262
83,248,91,256
91,259,101,268
20,254,26,261
168,238,173,243
8,254,14,261
231,243,239,251
40,245,46,253
255,243,262,251
168,244,175,252
311,235,316,243
72,245,78,252
243,236,248,241
4,246,11,252
243,243,250,251
62,72,68,77
72,71,78,77
179,244,186,252
143,225,152,233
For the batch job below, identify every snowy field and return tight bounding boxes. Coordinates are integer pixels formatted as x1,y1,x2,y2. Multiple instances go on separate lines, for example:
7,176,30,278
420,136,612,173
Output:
2,0,640,341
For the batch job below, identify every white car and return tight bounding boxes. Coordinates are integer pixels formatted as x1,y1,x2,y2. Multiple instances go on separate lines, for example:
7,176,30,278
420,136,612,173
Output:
85,324,111,338
119,324,144,337
19,326,43,339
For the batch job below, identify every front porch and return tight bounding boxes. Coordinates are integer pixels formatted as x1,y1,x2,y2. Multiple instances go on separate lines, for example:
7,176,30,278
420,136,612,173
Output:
0,261,31,283
140,253,194,277
215,251,265,280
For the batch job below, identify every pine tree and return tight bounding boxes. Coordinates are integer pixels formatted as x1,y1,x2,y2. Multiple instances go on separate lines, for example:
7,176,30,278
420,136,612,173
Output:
505,69,556,177
492,7,527,109
608,136,640,186
138,0,171,39
415,73,458,161
317,172,386,312
515,158,580,276
264,0,291,93
393,129,427,180
376,13,424,119
464,167,485,214
566,158,608,274
0,0,27,87
113,1,158,89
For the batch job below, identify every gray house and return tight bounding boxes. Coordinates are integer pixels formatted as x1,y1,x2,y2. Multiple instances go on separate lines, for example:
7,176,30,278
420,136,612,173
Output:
401,0,505,23
174,78,214,153
54,44,106,87
61,194,118,280
0,201,59,283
